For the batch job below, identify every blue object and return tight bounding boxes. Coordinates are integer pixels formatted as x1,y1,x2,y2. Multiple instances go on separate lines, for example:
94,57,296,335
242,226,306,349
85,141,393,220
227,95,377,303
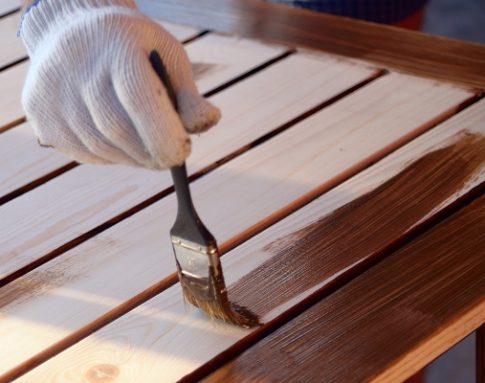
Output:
268,0,428,24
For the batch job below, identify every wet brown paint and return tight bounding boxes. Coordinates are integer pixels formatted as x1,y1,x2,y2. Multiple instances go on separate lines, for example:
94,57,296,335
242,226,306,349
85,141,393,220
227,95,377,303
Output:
208,188,485,383
0,269,71,310
228,132,485,318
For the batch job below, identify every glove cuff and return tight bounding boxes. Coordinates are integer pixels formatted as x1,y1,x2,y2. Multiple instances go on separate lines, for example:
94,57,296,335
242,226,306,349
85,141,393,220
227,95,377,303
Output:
19,0,138,56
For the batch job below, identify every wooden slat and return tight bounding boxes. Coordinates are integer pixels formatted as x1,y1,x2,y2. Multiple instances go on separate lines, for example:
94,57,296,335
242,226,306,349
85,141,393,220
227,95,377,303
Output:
12,96,485,383
184,33,288,95
0,52,374,282
208,195,485,383
0,11,200,71
0,122,69,200
183,33,288,94
0,0,19,16
0,76,475,381
0,25,225,132
0,61,27,131
138,0,485,90
0,33,288,201
0,33,286,133
0,12,25,70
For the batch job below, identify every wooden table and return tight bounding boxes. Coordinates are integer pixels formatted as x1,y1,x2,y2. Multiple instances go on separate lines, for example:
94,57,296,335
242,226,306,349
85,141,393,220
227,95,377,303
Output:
0,1,484,382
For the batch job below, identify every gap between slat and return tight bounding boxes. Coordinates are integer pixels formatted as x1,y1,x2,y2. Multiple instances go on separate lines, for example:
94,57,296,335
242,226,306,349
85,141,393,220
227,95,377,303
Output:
188,183,485,382
202,192,485,383
1,80,481,381
6,94,485,383
0,34,294,206
0,61,380,282
0,7,20,21
0,29,207,129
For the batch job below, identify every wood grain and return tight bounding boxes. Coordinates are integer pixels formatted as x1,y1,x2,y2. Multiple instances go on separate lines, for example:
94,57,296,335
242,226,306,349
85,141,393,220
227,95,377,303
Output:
0,52,374,282
138,0,485,90
0,77,478,382
208,193,485,383
0,12,25,70
0,33,288,202
12,97,485,383
0,72,468,282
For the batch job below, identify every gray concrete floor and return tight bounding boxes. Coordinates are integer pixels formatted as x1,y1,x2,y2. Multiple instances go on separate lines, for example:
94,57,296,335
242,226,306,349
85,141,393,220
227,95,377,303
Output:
420,1,483,382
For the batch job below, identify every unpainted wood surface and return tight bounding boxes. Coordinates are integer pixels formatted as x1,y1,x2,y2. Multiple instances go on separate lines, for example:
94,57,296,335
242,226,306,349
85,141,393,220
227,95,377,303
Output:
0,122,69,199
0,76,478,382
0,12,25,69
14,97,485,383
183,33,288,94
0,21,200,133
0,53,376,377
0,51,375,283
138,0,485,90
0,8,199,73
208,194,485,383
0,61,27,131
0,27,251,134
0,0,19,16
0,33,288,202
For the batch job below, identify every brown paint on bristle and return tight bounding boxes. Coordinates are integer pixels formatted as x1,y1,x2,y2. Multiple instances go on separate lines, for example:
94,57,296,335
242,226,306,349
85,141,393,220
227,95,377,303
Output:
228,131,485,319
181,279,260,328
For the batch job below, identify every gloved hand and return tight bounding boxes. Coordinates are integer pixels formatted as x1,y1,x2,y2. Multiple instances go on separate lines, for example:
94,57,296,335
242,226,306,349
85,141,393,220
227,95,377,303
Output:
19,0,221,170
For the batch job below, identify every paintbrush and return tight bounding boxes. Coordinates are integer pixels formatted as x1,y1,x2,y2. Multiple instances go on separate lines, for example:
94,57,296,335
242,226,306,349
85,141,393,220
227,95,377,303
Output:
149,51,259,328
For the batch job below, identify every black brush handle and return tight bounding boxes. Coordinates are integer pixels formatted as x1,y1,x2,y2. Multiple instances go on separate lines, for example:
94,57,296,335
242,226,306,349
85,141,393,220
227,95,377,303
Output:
149,50,216,246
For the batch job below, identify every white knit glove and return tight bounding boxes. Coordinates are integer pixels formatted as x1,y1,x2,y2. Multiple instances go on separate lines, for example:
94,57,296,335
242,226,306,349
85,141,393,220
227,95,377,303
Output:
19,0,221,169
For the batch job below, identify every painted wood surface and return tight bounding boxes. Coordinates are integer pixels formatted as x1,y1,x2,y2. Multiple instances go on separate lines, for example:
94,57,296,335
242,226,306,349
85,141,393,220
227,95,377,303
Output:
0,0,19,16
0,52,375,283
12,95,485,383
0,12,25,69
0,76,477,381
0,33,288,203
0,61,27,132
208,194,485,383
138,0,485,89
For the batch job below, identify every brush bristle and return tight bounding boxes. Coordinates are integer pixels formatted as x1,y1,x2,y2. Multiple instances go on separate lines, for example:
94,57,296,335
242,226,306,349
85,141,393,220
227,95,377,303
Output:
182,285,260,328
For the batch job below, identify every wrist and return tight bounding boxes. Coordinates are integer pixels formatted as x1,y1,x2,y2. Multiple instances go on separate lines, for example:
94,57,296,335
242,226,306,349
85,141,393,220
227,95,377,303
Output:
19,0,138,56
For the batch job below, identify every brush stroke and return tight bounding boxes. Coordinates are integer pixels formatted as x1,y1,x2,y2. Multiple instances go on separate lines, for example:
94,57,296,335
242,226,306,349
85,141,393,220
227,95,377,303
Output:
209,190,485,383
229,132,485,318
